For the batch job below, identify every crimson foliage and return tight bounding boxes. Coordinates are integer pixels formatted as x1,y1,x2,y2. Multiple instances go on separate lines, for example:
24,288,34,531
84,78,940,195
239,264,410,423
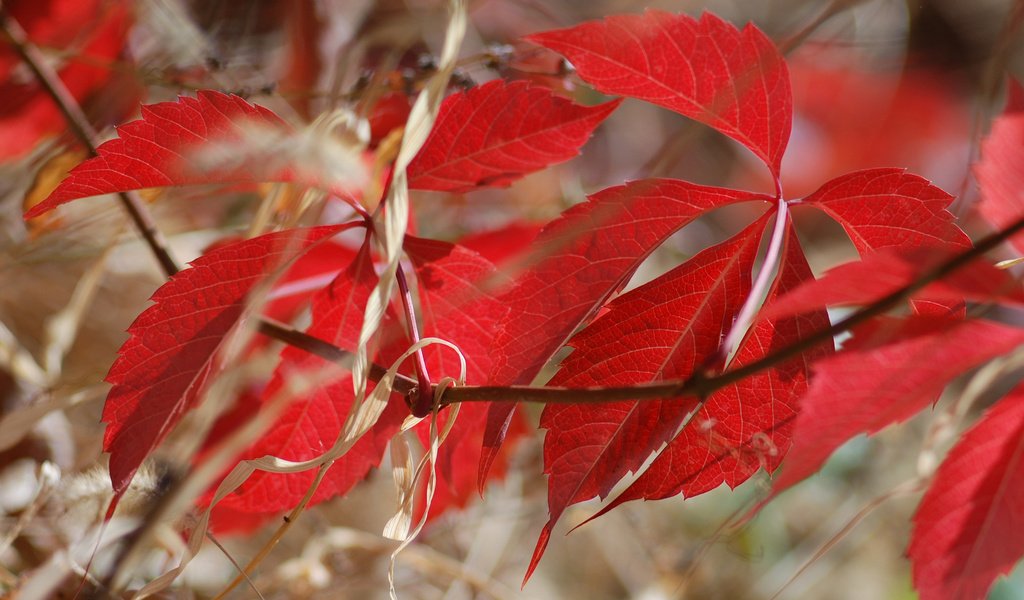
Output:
21,7,1024,599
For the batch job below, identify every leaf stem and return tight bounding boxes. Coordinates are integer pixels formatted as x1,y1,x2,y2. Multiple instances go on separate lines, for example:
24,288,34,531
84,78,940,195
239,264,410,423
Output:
713,198,790,369
394,264,436,415
439,211,1024,406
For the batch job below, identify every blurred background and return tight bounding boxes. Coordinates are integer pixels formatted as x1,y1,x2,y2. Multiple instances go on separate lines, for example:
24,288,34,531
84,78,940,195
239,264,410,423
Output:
2,0,1024,598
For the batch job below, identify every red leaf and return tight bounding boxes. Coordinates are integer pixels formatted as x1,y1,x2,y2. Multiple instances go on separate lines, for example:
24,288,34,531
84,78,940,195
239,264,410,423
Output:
909,385,1024,600
24,90,363,218
592,225,832,515
768,318,1024,498
481,179,770,485
368,91,412,147
457,221,541,266
527,213,769,580
527,10,791,181
262,240,360,324
209,239,404,527
102,225,346,502
977,80,1024,252
407,80,619,192
759,247,1024,322
801,168,970,252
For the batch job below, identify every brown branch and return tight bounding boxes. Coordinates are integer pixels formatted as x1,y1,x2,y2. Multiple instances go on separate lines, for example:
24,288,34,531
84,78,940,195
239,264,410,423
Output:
777,0,871,55
440,212,1024,406
257,318,417,394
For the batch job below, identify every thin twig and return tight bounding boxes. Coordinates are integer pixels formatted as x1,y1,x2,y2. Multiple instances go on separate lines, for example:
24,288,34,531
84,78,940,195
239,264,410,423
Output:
257,318,417,394
777,0,870,55
206,532,267,600
766,478,926,600
211,463,333,600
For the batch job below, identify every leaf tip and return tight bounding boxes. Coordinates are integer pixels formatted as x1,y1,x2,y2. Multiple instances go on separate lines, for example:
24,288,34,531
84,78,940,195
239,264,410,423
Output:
523,525,553,587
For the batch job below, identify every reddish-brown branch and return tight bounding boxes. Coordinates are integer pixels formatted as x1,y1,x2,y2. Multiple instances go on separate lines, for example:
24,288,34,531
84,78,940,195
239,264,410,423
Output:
257,318,417,394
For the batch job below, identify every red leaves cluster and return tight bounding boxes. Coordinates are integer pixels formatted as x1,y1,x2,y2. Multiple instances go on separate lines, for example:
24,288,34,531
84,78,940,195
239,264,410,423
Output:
19,6,1024,599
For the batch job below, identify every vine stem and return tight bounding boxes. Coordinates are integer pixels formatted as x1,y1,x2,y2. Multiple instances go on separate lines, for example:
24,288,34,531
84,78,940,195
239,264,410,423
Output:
257,318,417,394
